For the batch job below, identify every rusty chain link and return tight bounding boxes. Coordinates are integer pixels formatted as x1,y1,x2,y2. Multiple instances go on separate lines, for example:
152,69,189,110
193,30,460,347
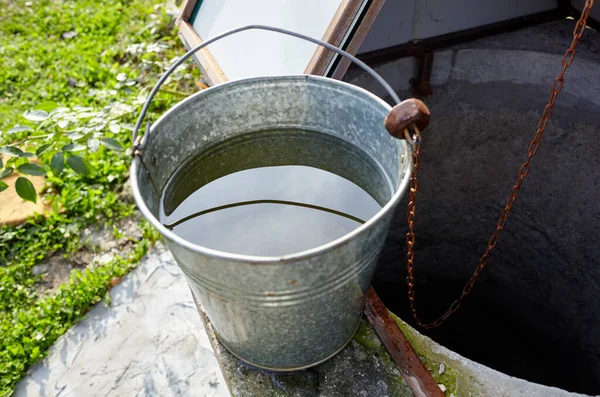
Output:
406,0,596,330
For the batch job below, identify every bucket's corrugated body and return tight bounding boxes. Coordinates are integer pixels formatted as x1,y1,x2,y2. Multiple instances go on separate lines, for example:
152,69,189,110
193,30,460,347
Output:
131,75,412,370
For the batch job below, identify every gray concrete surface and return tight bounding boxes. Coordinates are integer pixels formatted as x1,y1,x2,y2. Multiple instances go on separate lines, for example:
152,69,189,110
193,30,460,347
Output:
14,242,589,397
345,20,600,107
204,318,414,397
14,243,228,397
344,19,600,395
204,307,590,397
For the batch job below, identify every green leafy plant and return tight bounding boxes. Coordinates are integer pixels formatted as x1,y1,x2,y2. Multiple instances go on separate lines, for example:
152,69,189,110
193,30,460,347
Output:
0,0,199,203
1,103,133,201
1,104,130,202
0,0,201,395
0,219,161,395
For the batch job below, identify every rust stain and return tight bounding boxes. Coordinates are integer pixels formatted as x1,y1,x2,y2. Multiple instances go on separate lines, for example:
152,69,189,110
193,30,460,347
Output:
364,288,443,397
289,280,297,285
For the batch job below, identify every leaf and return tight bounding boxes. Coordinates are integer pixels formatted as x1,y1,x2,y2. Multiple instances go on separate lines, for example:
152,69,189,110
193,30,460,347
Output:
62,30,78,40
18,164,45,176
100,138,124,151
67,155,88,175
67,132,84,140
50,107,70,115
62,143,86,152
23,110,49,122
21,152,36,158
73,106,93,112
36,101,58,112
7,125,33,134
109,123,121,133
0,157,2,168
36,143,52,156
76,112,95,119
31,346,41,359
14,157,29,167
0,181,7,192
0,146,24,157
116,73,127,82
51,153,64,175
0,167,14,179
57,120,69,129
52,198,60,214
15,177,36,203
89,117,104,125
87,138,100,152
94,123,107,132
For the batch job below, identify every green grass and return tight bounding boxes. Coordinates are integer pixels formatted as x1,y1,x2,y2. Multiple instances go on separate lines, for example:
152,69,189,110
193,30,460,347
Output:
0,0,200,394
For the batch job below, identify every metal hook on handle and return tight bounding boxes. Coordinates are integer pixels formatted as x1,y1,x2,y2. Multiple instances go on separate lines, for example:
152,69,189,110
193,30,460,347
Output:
131,24,404,153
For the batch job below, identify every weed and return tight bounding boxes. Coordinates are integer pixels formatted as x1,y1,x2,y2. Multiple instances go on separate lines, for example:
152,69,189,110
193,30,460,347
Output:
0,0,199,394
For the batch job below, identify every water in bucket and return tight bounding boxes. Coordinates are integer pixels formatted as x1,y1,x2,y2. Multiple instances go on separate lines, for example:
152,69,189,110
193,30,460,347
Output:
159,128,388,256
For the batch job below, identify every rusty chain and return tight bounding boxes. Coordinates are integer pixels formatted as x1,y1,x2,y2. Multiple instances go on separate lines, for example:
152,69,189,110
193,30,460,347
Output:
406,0,596,330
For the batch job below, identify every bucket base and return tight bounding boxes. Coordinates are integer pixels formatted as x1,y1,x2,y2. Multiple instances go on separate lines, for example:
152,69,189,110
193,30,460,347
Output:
214,321,362,372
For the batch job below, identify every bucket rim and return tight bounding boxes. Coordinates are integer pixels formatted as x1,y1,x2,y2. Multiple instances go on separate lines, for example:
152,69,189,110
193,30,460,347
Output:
130,74,411,264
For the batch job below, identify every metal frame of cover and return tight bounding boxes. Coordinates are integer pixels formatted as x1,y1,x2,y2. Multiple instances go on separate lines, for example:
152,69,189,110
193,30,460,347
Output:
176,0,386,85
176,0,599,84
357,0,598,64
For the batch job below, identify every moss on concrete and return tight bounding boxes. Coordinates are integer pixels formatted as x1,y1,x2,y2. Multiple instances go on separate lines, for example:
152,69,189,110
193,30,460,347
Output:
352,321,413,397
214,312,486,396
353,321,398,373
354,318,460,395
391,314,481,396
353,321,382,352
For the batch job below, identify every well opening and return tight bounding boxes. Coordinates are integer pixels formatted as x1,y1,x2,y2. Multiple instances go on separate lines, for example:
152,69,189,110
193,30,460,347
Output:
373,78,600,395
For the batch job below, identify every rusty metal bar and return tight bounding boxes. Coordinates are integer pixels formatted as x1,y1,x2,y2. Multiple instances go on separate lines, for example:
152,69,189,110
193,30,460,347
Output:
410,48,434,97
364,288,444,397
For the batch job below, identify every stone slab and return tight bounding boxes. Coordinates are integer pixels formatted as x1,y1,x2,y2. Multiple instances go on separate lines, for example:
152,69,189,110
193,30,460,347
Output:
204,304,587,397
451,49,600,107
14,242,590,397
14,243,229,397
202,312,413,397
0,155,52,226
342,18,600,395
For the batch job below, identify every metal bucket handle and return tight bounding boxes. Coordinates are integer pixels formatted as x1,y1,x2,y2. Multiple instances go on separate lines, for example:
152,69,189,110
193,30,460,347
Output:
131,24,402,152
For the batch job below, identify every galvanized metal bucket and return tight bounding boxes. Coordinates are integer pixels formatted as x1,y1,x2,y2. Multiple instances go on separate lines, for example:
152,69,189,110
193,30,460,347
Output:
130,26,412,371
